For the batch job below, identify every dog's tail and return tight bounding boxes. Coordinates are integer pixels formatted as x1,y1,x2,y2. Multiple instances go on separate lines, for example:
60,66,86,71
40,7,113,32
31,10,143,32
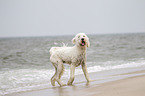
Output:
62,42,68,47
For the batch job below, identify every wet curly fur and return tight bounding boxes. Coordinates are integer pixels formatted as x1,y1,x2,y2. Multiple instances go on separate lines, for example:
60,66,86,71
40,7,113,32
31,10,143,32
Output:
49,33,91,86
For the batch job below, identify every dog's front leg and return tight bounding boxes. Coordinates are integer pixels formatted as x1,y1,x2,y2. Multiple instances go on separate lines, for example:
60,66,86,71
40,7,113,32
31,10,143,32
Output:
82,63,91,82
67,64,75,85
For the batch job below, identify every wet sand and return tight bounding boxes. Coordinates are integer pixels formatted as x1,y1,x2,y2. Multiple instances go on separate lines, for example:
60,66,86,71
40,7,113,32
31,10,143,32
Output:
8,68,145,96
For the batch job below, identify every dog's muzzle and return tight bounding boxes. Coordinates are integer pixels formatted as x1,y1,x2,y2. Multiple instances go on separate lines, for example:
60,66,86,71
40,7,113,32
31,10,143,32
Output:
80,38,85,46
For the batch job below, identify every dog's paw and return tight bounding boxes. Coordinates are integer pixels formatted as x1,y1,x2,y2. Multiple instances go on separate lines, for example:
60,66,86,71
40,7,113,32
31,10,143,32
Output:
51,79,56,86
67,82,73,86
60,84,67,87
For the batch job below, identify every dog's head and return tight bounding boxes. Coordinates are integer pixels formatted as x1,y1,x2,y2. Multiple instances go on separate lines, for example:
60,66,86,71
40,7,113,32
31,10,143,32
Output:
72,33,90,48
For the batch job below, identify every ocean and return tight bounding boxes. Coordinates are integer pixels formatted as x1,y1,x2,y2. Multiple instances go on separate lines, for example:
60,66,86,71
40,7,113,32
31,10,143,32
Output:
0,33,145,95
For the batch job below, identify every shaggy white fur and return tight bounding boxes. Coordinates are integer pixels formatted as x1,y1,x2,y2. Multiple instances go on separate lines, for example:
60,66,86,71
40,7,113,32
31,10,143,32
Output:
49,33,91,86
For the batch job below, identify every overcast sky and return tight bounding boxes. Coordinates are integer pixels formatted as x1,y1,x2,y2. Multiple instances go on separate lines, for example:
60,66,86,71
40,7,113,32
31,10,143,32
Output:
0,0,145,37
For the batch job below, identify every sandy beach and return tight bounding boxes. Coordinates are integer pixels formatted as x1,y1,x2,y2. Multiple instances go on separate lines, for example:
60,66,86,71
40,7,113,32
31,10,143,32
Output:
87,73,145,96
8,67,145,96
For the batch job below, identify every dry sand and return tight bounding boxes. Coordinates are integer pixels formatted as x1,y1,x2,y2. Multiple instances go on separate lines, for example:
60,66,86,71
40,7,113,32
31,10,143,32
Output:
86,75,145,96
8,69,145,96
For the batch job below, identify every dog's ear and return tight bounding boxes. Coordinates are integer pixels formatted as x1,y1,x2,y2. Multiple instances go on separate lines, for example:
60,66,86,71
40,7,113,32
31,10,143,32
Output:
72,37,76,44
86,36,90,47
87,40,90,47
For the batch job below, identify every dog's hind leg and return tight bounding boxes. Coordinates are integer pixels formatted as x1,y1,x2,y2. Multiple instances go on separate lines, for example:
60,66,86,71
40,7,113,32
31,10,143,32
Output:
51,63,57,86
55,62,66,86
59,64,64,79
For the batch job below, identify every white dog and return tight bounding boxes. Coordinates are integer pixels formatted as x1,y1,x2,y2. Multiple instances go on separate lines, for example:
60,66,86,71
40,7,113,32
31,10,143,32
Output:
49,33,91,86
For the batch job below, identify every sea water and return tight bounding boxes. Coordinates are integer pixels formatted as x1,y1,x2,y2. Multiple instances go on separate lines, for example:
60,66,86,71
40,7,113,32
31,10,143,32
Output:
0,33,145,95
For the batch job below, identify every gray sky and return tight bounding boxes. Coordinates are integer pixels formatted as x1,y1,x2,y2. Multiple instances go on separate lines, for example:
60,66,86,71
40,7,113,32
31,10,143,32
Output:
0,0,145,37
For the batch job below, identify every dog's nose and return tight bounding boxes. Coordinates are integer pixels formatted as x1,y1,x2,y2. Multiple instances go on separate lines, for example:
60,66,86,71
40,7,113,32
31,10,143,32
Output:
81,38,84,41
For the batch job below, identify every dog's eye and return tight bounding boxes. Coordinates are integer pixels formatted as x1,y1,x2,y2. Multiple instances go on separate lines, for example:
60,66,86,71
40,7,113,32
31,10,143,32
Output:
78,36,80,38
83,35,85,37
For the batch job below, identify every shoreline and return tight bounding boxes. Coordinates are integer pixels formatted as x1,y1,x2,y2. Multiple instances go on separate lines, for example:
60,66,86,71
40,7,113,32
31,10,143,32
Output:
7,66,145,96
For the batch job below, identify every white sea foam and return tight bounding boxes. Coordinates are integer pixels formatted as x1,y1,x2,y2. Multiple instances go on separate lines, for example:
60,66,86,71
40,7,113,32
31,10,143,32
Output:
0,69,53,95
87,60,145,73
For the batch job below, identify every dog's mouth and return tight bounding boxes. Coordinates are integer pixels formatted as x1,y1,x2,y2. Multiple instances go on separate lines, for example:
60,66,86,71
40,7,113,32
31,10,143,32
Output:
80,40,85,46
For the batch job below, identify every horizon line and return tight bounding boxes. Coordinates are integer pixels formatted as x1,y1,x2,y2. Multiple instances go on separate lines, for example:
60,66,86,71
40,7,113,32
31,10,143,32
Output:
0,32,145,38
